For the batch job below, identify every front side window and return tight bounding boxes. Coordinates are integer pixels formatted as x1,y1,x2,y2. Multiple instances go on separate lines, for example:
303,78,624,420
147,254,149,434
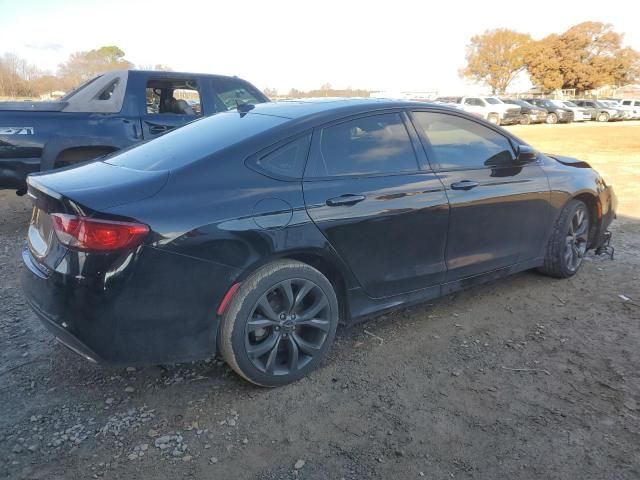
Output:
308,113,418,177
412,111,515,170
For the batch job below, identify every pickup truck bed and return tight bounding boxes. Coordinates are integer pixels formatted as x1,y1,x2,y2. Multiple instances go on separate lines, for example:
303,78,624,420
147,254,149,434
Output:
0,70,268,190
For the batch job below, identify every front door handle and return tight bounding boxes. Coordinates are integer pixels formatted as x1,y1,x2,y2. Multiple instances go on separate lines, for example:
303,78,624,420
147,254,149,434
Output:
450,180,479,191
326,194,366,207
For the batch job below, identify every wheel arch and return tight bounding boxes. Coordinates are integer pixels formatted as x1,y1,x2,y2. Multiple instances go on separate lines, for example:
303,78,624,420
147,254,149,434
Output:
570,191,602,247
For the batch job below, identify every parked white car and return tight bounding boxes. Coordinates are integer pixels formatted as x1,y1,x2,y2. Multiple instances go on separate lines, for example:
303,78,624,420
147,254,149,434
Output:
617,99,640,119
552,100,591,121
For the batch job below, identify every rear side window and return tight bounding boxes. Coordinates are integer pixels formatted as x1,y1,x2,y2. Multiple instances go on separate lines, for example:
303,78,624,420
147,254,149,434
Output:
412,111,515,170
307,113,418,177
105,112,288,171
249,134,311,179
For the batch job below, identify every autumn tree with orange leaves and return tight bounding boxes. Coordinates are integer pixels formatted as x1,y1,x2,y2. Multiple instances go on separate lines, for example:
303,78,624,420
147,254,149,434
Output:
461,29,532,94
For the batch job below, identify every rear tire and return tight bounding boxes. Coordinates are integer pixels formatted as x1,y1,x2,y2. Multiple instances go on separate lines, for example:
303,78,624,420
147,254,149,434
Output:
538,200,590,279
546,113,558,124
219,260,339,387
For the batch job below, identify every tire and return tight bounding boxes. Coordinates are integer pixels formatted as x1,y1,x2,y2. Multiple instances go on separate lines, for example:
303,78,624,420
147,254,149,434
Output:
597,112,610,122
520,114,531,125
488,113,500,125
538,199,590,279
219,259,339,387
546,113,558,124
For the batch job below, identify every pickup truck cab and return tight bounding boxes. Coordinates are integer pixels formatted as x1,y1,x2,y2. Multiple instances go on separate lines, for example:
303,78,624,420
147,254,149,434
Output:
0,70,268,190
619,99,640,119
434,96,521,126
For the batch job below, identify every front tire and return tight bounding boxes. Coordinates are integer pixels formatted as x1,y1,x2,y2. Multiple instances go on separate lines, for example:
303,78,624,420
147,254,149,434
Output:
219,260,339,387
488,113,500,125
597,112,610,122
546,113,558,124
520,114,531,125
539,200,590,278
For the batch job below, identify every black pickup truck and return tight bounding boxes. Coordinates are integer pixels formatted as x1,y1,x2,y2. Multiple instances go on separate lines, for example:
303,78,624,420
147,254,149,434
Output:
0,70,268,191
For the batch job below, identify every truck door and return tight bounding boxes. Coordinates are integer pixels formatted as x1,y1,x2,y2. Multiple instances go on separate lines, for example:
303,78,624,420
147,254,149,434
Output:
140,77,202,139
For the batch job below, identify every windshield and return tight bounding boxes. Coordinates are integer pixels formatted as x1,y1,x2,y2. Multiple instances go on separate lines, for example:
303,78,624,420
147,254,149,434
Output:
550,100,566,108
563,101,578,108
105,112,288,171
485,97,502,104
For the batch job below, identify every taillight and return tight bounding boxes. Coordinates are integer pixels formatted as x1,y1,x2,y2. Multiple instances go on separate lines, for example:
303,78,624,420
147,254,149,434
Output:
51,213,149,252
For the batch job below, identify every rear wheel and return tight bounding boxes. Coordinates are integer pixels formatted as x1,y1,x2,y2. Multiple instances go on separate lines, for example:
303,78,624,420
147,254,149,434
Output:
219,260,339,387
546,113,558,124
539,200,590,278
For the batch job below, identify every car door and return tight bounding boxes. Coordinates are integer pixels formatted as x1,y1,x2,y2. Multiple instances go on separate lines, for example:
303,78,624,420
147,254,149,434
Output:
303,111,449,299
410,110,551,283
140,76,203,139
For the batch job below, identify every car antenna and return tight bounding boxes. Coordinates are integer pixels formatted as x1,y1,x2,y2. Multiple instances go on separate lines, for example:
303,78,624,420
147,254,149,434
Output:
236,101,255,117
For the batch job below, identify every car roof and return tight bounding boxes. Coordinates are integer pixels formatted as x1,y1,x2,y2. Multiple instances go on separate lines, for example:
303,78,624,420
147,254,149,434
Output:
244,98,444,121
124,69,253,82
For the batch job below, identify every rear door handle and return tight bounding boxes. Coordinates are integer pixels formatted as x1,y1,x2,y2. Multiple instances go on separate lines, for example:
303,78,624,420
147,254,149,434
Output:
450,180,479,191
326,194,366,206
147,124,174,134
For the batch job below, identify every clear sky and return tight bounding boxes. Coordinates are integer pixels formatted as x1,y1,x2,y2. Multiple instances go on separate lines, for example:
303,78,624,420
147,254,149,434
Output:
1,0,638,95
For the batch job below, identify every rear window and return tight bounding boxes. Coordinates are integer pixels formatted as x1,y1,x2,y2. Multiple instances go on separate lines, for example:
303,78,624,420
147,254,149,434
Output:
105,112,287,171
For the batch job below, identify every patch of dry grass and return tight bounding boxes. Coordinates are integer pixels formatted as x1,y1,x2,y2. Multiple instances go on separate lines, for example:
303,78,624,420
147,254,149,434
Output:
506,121,640,218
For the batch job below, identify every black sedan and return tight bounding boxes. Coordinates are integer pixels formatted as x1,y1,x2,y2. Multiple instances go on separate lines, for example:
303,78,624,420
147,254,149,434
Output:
22,99,617,386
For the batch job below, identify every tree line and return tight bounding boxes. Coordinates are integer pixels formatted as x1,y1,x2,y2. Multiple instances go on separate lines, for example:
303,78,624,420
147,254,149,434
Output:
461,21,640,94
0,46,171,97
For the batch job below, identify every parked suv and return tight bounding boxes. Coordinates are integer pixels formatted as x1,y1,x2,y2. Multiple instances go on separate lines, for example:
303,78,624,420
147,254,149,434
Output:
523,99,574,124
619,99,640,119
500,98,548,125
555,100,592,122
574,100,624,122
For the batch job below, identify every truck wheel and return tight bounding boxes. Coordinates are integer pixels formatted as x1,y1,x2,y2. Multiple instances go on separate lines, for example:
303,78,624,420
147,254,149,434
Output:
219,260,339,387
597,112,610,122
487,113,500,125
546,113,558,124
520,114,531,125
538,199,590,278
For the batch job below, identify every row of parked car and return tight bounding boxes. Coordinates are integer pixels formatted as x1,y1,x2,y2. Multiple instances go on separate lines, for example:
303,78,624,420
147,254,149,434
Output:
433,96,640,126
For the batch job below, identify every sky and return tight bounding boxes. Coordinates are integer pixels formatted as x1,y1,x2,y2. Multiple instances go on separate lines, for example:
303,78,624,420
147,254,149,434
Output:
0,0,638,96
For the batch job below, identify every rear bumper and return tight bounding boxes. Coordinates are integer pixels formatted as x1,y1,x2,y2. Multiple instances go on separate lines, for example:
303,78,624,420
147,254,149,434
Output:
22,245,241,366
0,157,40,189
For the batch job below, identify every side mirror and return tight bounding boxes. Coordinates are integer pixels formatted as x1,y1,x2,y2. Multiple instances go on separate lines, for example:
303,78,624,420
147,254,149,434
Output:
516,144,538,163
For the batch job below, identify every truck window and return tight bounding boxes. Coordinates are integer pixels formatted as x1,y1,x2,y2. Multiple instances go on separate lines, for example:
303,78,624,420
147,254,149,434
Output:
212,78,264,111
146,79,201,116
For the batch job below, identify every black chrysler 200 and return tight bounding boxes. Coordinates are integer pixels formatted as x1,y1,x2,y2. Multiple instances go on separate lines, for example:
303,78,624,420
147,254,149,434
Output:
22,99,617,386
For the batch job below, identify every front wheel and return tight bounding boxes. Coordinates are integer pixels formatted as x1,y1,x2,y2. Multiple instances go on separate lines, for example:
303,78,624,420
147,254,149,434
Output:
539,200,590,278
219,260,339,387
520,114,531,125
487,113,500,125
597,112,610,122
546,113,558,124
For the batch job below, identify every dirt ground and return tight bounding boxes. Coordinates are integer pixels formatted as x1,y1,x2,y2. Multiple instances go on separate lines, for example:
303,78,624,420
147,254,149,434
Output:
1,121,639,480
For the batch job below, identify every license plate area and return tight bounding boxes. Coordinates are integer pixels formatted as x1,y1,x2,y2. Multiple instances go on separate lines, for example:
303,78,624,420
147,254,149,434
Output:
28,207,55,259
